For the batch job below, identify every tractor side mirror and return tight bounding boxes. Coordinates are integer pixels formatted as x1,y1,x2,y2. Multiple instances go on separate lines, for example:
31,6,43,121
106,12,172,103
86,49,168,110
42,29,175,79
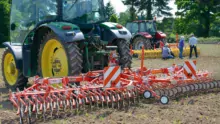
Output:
11,23,16,31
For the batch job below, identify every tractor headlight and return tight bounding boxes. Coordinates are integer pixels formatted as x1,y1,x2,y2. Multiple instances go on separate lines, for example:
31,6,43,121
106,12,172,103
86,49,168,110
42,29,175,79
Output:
65,31,76,36
118,30,127,35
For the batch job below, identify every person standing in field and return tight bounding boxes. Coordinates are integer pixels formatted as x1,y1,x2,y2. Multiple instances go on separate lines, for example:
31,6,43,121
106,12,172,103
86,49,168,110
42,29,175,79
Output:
189,33,198,59
178,36,185,59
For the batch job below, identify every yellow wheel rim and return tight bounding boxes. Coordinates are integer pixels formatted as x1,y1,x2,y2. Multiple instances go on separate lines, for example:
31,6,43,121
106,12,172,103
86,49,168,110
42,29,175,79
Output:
41,39,68,77
3,52,18,86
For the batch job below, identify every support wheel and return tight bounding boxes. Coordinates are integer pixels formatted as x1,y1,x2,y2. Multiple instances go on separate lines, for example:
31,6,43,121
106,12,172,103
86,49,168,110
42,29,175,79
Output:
116,39,132,69
143,90,152,99
1,49,28,90
160,95,169,105
38,31,83,77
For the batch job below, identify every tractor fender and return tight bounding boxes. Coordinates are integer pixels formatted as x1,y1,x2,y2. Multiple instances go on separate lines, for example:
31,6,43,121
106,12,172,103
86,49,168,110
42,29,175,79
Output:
155,31,166,39
137,32,152,39
36,23,85,43
131,33,152,44
110,27,132,43
100,22,132,43
2,42,23,70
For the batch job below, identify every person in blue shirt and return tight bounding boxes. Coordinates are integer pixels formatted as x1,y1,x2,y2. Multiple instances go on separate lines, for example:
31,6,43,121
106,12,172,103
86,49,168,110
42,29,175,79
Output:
178,36,185,59
189,34,198,59
162,43,174,59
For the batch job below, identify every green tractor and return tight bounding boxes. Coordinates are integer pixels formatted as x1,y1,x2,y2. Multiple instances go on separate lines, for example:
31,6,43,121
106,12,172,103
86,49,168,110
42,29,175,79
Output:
2,0,132,90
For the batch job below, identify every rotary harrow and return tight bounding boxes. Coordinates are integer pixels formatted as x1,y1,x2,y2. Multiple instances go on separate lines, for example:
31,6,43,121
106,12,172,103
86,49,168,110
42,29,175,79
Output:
9,63,168,124
132,45,201,59
8,48,218,124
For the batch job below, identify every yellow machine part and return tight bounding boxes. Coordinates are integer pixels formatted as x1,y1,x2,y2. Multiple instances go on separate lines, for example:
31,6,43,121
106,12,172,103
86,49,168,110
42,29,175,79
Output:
41,39,68,77
3,52,18,86
134,47,200,59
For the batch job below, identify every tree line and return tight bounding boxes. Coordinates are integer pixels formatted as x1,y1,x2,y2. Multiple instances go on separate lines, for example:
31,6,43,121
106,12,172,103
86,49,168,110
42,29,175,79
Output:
107,0,220,38
0,0,11,44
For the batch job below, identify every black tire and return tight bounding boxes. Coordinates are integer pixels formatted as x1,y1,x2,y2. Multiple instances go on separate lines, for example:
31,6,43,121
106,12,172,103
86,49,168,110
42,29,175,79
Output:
116,39,132,69
1,49,28,91
132,36,152,50
160,95,169,105
143,90,152,99
38,31,83,77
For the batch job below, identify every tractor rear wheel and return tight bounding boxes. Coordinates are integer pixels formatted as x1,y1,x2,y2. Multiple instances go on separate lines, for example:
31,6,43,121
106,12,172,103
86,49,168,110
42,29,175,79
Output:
116,39,132,69
132,36,152,50
1,49,28,90
38,32,83,77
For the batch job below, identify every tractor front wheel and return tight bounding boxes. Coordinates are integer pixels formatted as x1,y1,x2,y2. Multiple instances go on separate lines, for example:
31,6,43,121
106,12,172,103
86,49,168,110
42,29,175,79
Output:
38,32,83,77
116,40,132,69
1,49,28,90
132,36,152,50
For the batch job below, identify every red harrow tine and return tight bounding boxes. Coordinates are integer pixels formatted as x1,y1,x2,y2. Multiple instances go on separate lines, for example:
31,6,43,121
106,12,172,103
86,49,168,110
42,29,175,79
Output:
80,88,92,110
69,91,79,114
89,89,102,108
111,90,122,108
47,94,54,119
23,94,34,123
116,89,122,109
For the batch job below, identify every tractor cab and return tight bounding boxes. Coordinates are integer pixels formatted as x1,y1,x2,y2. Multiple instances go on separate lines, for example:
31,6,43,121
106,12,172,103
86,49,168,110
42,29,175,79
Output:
126,19,166,50
63,0,105,34
10,0,105,44
2,0,132,91
126,20,157,36
63,0,105,24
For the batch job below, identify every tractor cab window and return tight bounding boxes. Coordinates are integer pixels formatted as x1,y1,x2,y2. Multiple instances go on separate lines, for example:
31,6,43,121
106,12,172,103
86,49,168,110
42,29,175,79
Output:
63,0,105,24
10,0,58,44
140,23,146,32
10,0,36,44
37,0,58,21
125,23,132,32
146,22,156,34
131,23,139,34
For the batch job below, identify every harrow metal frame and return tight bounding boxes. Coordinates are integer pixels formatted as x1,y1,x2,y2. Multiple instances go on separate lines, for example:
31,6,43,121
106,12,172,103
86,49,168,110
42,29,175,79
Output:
8,46,218,124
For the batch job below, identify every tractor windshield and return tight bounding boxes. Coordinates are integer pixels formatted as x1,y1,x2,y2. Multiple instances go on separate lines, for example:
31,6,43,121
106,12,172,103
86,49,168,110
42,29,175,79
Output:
10,0,58,44
63,0,105,24
145,22,156,34
126,22,138,34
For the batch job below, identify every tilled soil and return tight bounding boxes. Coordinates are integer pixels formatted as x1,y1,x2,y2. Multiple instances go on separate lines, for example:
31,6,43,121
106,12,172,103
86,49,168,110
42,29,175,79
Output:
0,44,220,124
1,91,220,124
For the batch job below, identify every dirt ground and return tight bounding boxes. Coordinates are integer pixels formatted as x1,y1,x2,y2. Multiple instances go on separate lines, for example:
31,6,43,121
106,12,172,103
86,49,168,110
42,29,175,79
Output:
0,44,220,124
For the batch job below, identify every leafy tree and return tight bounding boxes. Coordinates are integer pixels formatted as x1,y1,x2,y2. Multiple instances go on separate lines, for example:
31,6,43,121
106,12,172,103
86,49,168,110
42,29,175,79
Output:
175,0,220,37
157,17,174,33
173,17,199,35
138,0,172,20
118,10,131,26
0,0,11,44
109,14,118,23
122,0,139,21
156,17,176,43
105,1,116,20
210,16,220,36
